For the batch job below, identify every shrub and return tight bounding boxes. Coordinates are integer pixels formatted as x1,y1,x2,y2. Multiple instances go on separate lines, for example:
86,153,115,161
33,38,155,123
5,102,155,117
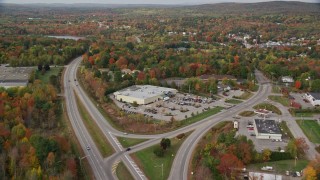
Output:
176,133,185,139
153,147,165,157
269,152,293,161
316,145,320,153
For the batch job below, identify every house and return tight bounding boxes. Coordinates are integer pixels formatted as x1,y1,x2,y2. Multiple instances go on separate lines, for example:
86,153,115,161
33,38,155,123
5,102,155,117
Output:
281,76,294,86
305,93,320,106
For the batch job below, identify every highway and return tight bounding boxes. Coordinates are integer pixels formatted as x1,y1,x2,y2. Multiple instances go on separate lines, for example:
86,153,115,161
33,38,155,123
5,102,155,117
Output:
64,56,318,180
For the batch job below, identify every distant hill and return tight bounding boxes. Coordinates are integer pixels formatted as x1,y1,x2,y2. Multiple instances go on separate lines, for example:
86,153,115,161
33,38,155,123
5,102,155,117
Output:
189,1,320,14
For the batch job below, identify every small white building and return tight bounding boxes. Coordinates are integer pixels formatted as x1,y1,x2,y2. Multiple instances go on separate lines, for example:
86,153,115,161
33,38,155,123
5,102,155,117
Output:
305,93,320,106
233,121,239,129
281,76,294,83
253,119,282,140
113,85,178,105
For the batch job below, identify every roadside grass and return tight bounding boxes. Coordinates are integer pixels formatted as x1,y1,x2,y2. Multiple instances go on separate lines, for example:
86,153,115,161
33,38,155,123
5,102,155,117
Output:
36,67,63,84
131,133,190,180
279,121,294,139
296,120,320,143
268,95,290,107
253,103,282,115
179,106,224,127
248,160,308,174
116,162,134,180
75,93,115,157
239,111,255,117
272,86,281,94
234,91,253,100
294,112,314,117
117,137,149,148
225,99,243,104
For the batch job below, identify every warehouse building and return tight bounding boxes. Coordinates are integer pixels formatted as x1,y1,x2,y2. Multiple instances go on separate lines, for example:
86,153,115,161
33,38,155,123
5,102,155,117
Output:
253,119,282,140
113,85,178,105
305,93,320,106
0,65,34,88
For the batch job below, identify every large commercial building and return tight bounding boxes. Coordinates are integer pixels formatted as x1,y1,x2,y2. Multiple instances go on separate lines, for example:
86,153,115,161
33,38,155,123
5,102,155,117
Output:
0,65,34,88
113,85,178,105
253,119,282,140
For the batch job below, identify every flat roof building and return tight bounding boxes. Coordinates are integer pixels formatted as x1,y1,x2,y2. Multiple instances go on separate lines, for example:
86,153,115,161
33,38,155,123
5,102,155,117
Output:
0,65,34,88
253,119,282,140
113,85,178,105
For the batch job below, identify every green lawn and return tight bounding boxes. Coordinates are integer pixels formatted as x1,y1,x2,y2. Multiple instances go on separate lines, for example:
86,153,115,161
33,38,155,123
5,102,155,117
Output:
272,86,281,94
239,111,255,117
116,162,134,180
296,120,320,143
236,91,253,100
76,94,115,157
248,160,308,174
132,135,188,180
225,99,243,104
180,106,224,126
268,95,290,107
36,67,63,84
117,137,148,148
253,103,282,115
279,121,294,139
294,112,314,117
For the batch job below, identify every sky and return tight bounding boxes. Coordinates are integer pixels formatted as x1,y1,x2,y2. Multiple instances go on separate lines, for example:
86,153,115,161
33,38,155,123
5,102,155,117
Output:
1,0,319,5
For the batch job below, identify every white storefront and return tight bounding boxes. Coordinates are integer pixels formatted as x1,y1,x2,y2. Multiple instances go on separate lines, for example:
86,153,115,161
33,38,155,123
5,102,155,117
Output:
305,93,320,106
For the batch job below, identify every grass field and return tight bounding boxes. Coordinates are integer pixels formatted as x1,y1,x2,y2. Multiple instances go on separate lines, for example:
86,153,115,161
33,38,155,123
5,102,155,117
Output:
248,160,308,173
76,94,115,157
233,91,253,100
279,121,294,139
180,106,224,126
131,135,188,180
296,120,320,143
225,99,243,104
117,137,148,148
36,67,63,84
253,103,282,115
272,86,281,94
239,111,255,117
116,162,134,180
268,95,290,107
294,112,314,117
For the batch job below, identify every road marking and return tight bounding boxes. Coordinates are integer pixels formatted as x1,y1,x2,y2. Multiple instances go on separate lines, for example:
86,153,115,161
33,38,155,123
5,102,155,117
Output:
125,155,146,180
112,160,121,174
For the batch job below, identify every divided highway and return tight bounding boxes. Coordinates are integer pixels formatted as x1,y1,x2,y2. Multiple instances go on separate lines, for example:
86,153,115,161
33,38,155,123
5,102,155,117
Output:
64,56,318,180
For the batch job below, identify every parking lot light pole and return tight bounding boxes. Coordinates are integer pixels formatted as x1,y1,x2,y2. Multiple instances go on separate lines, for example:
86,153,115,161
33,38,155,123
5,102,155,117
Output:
79,155,90,169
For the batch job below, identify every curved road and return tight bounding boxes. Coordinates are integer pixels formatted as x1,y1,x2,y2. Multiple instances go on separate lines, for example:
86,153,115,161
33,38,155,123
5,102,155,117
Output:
64,57,318,180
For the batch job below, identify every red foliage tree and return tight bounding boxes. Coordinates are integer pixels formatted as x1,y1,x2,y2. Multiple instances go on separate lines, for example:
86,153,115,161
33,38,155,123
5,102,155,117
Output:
217,153,244,178
295,80,302,89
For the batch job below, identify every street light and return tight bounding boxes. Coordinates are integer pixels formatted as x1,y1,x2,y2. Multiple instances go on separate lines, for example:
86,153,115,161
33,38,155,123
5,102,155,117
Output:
79,155,90,169
154,163,163,179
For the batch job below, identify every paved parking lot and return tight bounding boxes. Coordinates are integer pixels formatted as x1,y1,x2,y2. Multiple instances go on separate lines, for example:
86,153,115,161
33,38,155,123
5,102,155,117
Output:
111,89,244,121
290,93,314,109
236,114,288,152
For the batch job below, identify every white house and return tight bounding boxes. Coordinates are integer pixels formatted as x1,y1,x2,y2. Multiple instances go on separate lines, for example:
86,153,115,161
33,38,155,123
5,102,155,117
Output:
281,76,294,83
305,93,320,106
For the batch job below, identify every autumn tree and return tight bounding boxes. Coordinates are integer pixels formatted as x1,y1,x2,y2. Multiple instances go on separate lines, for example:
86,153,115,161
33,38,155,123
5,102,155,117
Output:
217,153,244,178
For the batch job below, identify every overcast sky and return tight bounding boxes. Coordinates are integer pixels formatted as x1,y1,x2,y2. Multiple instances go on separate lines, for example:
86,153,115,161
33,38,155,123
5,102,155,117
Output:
1,0,319,4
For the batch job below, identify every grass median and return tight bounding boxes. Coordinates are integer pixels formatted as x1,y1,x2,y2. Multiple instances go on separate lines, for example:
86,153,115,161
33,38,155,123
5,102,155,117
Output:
225,99,243,104
117,137,149,148
296,120,320,143
179,106,224,127
131,133,190,180
116,162,134,180
268,95,290,107
75,93,115,157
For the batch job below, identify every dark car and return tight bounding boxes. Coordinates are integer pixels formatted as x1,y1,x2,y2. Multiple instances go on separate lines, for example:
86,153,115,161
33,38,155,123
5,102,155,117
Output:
126,147,131,151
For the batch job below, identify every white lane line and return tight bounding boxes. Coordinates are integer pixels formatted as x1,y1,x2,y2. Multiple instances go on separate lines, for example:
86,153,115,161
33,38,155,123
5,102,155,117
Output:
125,155,145,180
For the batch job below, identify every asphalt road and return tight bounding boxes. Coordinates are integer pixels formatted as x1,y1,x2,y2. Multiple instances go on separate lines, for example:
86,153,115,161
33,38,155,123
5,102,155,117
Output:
65,57,318,180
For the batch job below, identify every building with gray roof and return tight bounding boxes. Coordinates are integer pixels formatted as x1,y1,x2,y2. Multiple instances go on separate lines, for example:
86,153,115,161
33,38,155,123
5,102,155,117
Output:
253,119,282,140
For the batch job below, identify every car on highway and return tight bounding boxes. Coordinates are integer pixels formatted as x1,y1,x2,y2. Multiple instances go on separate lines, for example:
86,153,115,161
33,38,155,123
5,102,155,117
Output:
86,146,90,150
